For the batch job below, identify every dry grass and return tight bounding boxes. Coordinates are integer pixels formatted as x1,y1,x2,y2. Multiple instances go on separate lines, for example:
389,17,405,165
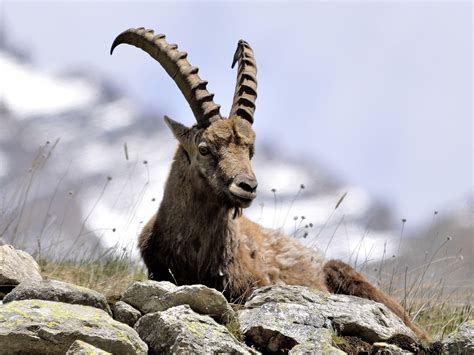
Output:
414,302,472,339
39,258,146,298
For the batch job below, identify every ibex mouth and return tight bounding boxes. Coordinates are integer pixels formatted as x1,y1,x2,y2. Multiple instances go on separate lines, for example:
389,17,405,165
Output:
229,182,257,207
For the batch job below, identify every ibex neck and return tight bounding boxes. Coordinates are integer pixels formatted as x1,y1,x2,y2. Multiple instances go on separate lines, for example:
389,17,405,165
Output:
156,146,236,287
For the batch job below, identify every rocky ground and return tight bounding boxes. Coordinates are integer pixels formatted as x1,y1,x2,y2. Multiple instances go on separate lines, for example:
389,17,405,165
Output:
0,244,472,354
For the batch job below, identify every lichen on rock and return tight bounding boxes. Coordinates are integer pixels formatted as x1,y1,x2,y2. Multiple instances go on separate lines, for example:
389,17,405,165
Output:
3,279,112,315
135,304,255,354
239,285,416,352
0,299,147,354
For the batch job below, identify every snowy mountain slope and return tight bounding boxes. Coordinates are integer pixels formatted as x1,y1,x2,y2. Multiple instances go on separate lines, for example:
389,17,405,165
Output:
0,52,100,117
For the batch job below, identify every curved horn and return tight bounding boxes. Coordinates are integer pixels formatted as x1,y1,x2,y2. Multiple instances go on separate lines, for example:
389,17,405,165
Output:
229,40,257,124
111,27,222,127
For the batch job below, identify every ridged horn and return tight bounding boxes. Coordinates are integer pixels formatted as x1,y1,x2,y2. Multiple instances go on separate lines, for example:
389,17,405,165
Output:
111,27,222,127
229,40,257,124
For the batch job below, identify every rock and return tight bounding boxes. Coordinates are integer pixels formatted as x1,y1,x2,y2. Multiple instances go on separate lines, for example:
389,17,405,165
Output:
444,320,474,354
112,301,141,327
121,280,177,310
288,329,345,354
372,342,413,354
0,244,42,287
0,299,147,354
240,300,327,348
3,279,112,315
122,280,234,322
135,304,254,354
239,285,416,351
66,340,111,354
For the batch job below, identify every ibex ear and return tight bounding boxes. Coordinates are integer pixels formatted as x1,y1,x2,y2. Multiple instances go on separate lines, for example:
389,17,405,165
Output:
164,115,191,141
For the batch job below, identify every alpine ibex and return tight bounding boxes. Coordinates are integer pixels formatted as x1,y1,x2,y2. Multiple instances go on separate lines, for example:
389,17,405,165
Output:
111,27,427,340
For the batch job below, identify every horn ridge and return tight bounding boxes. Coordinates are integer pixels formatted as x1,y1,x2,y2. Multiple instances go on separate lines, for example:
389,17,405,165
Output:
229,39,257,124
111,27,222,127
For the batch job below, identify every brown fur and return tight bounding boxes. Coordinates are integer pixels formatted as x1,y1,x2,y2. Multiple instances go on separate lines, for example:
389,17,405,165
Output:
139,116,428,340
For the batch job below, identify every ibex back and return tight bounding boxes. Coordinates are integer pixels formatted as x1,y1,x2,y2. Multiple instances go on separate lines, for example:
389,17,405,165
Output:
111,27,428,340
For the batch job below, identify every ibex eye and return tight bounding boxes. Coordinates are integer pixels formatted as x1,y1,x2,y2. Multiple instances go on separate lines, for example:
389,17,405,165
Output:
198,143,209,155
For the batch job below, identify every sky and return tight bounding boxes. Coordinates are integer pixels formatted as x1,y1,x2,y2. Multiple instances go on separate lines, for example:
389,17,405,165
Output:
1,0,472,225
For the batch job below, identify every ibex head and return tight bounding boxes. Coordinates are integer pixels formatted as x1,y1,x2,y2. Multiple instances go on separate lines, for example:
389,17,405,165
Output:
111,28,258,209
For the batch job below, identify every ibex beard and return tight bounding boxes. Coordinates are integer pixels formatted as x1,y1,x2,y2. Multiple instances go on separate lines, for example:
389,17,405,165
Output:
111,27,429,341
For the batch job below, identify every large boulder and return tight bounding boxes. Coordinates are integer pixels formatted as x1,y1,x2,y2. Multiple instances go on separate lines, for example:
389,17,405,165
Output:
135,304,254,354
3,279,112,315
0,245,42,287
0,299,147,354
239,285,416,351
122,280,234,322
444,320,474,354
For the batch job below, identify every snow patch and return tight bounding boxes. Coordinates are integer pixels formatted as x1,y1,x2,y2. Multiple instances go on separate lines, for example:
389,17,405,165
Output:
0,51,99,117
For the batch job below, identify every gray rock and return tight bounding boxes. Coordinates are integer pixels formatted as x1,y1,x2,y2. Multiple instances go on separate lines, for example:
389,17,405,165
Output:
112,300,141,327
372,342,413,354
0,299,147,354
240,301,327,347
122,280,234,322
66,340,111,354
121,280,177,310
288,328,345,354
445,320,474,355
135,304,254,354
3,279,112,315
0,244,42,286
239,285,416,351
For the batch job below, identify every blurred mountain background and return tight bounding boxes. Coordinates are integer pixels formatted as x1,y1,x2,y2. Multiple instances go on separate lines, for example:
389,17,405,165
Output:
0,2,471,294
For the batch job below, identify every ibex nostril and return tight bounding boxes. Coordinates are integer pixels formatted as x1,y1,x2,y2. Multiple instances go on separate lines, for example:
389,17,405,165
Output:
238,181,257,193
236,175,258,193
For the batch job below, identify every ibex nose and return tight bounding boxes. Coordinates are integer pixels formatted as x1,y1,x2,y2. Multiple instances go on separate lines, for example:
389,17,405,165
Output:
234,175,258,193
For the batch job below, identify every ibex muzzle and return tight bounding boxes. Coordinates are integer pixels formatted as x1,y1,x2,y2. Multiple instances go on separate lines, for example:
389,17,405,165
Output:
231,174,258,197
